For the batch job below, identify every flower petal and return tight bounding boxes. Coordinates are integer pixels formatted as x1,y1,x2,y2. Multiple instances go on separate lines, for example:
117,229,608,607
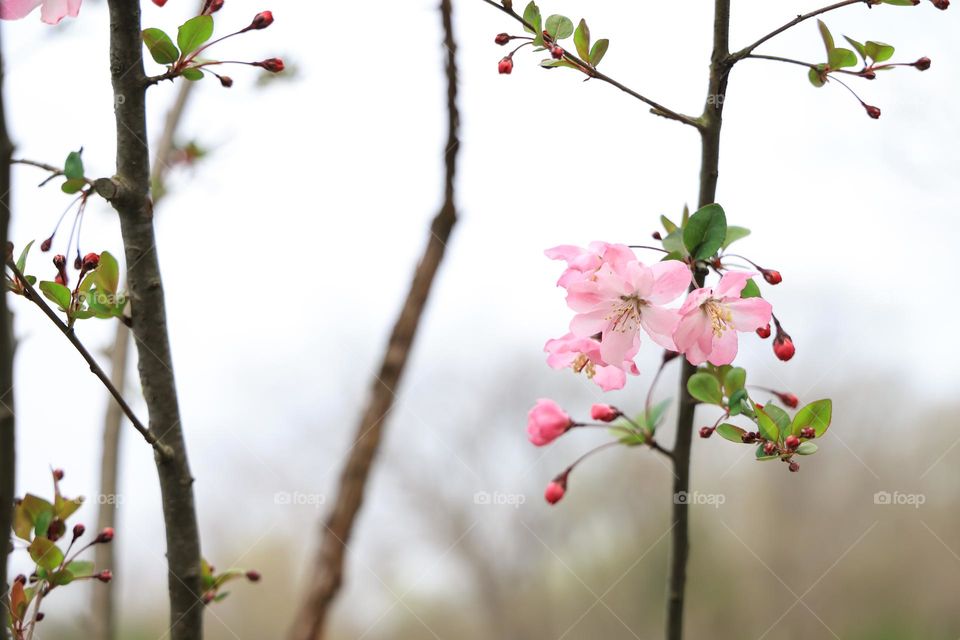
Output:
0,0,43,19
707,329,739,366
726,297,773,332
593,365,627,391
640,305,680,350
599,327,637,368
714,271,758,299
647,260,692,304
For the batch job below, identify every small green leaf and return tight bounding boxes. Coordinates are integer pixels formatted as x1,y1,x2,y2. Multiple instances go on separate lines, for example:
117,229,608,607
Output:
716,423,746,443
660,215,678,234
791,399,833,437
865,40,895,63
661,229,687,256
808,65,827,88
683,203,727,260
177,15,214,55
181,68,204,81
522,1,541,35
616,429,647,446
16,240,34,273
540,59,578,69
33,510,52,538
93,251,120,295
843,35,867,64
728,388,749,416
573,19,590,61
755,405,780,442
763,404,792,435
688,372,723,405
828,47,858,69
39,281,71,312
64,150,84,180
142,28,180,65
741,279,762,298
817,20,835,55
28,538,64,573
722,226,750,248
545,15,574,40
723,367,746,396
796,442,819,455
61,178,86,194
589,39,609,66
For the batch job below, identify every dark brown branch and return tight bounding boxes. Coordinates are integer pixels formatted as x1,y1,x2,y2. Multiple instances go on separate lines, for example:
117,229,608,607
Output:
0,22,16,640
105,2,203,638
288,2,461,638
91,76,196,640
731,0,868,61
478,0,700,128
5,261,170,458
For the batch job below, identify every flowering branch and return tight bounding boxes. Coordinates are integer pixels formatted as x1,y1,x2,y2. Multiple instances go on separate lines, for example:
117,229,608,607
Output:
289,2,461,638
4,260,171,459
479,0,700,128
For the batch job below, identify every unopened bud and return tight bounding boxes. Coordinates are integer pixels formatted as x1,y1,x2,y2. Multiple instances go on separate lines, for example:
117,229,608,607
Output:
73,523,86,540
498,56,514,75
494,33,510,46
865,104,881,120
257,58,285,73
41,237,53,252
789,461,800,473
245,570,262,582
762,269,782,285
773,333,796,362
96,570,113,583
53,468,64,481
914,57,931,71
763,441,777,456
95,527,115,544
776,392,799,409
756,324,771,339
785,435,800,450
248,10,274,30
550,45,564,60
699,426,714,439
590,404,620,423
219,75,234,88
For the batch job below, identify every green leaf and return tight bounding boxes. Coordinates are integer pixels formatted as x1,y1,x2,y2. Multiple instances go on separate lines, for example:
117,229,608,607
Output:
755,405,780,442
865,40,895,63
661,229,687,256
545,15,574,40
683,203,727,261
728,388,749,417
716,423,746,443
589,39,609,66
688,372,723,405
574,19,590,61
763,404,792,435
16,240,34,273
723,367,746,396
755,445,779,461
522,2,541,35
644,398,672,432
33,510,52,538
791,399,833,437
843,36,867,64
64,150,84,181
28,538,64,573
177,15,214,55
617,429,647,447
796,442,819,455
142,28,180,65
54,495,83,521
828,47,858,69
741,279,762,298
39,281,71,312
540,59,578,69
66,560,94,577
93,251,120,295
660,215,678,234
808,65,827,88
817,20,835,56
181,68,204,81
61,178,86,194
722,226,750,248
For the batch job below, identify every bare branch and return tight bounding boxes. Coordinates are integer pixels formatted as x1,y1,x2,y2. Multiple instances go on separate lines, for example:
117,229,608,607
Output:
731,0,868,61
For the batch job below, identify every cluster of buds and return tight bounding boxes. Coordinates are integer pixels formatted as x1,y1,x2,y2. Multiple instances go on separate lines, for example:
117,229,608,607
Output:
755,315,795,362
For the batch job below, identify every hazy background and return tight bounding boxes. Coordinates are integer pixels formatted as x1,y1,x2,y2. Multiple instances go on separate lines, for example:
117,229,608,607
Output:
3,0,959,638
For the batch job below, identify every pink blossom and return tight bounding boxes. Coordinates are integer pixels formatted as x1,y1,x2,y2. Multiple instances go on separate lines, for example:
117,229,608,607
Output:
0,0,81,23
544,333,639,391
673,271,773,366
545,242,635,289
526,399,573,446
565,259,691,366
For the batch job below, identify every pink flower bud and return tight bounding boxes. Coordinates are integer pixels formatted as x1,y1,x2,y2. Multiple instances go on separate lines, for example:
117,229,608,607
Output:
785,435,800,450
246,570,261,582
53,468,64,481
763,441,777,455
527,399,572,446
41,237,53,252
498,57,514,75
73,523,85,540
773,334,795,361
152,0,168,5
258,58,285,73
931,0,949,10
789,461,800,473
249,11,274,30
776,392,799,409
590,404,619,423
864,104,881,120
544,479,566,505
699,426,714,439
762,269,782,285
756,324,771,339
96,527,115,544
97,570,113,583
550,46,564,60
82,252,100,271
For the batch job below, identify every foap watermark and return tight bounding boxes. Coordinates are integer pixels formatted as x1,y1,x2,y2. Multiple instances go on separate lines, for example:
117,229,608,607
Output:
93,493,125,507
674,491,726,508
874,491,925,509
274,491,326,508
473,490,526,508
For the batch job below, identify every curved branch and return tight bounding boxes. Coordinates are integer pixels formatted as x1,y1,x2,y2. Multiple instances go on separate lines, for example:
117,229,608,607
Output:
479,0,700,128
731,0,869,61
5,261,171,459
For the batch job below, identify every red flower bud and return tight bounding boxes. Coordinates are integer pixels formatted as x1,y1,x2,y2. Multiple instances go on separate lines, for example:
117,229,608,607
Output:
785,435,800,450
773,334,795,361
245,570,261,582
777,392,799,409
864,104,881,120
258,58,285,73
550,45,564,60
756,324,771,339
53,468,64,481
862,70,876,80
14,574,26,585
96,527,115,544
73,255,83,270
931,0,949,9
83,252,100,271
699,426,714,439
41,237,53,252
544,480,565,505
590,404,620,423
762,269,782,285
35,612,45,622
249,10,274,30
801,427,816,439
652,231,662,240
53,254,66,269
498,56,514,75
96,570,113,583
219,75,234,88
915,57,931,71
73,523,86,540
204,0,224,13
494,33,511,46
152,0,168,5
55,274,66,286
763,441,777,456
789,461,800,473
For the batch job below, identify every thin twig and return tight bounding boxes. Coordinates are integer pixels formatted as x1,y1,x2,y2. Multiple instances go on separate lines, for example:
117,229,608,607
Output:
478,0,701,128
731,0,868,61
745,53,869,77
5,260,171,459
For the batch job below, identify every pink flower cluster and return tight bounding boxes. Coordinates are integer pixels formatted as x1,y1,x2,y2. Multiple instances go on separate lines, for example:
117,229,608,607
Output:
0,0,80,24
544,243,772,389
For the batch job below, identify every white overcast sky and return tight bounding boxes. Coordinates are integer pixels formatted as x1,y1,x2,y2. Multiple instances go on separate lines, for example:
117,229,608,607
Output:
2,0,958,629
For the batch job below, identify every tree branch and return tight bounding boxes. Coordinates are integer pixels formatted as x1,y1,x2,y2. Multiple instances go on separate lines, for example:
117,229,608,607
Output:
0,22,16,640
478,0,700,128
105,1,203,638
288,1,461,638
5,261,170,458
731,0,868,61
